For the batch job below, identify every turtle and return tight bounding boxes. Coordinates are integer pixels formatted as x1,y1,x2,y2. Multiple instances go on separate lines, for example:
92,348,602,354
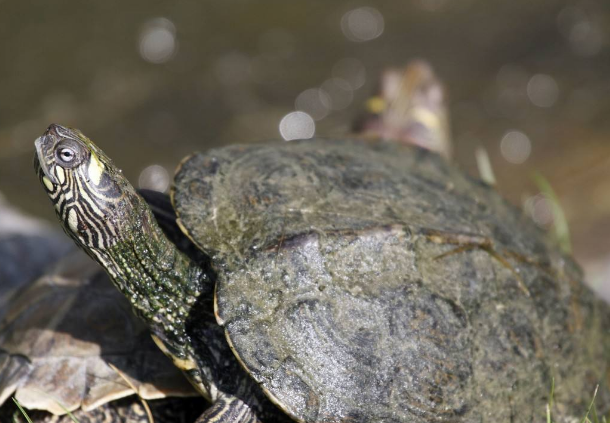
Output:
354,60,451,159
16,62,451,422
33,119,610,422
0,197,207,422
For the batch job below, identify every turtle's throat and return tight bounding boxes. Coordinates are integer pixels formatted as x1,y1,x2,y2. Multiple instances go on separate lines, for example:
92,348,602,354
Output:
96,206,208,358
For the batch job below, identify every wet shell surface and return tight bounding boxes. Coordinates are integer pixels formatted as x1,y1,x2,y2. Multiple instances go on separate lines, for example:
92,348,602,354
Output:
173,139,610,422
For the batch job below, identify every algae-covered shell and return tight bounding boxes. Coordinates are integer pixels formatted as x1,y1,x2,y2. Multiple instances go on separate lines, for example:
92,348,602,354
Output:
172,139,610,422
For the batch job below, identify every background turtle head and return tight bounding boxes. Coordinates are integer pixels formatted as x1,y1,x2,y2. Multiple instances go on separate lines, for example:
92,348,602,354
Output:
354,60,452,159
34,124,138,253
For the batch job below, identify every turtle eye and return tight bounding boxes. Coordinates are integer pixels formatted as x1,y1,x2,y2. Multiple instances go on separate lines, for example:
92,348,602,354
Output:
59,148,75,162
55,140,84,168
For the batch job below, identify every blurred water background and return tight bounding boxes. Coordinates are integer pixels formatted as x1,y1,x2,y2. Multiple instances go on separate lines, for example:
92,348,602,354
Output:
0,0,609,293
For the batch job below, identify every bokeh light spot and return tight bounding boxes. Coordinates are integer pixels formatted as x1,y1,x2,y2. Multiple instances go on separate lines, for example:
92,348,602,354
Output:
500,130,531,164
332,58,366,90
557,6,588,36
524,194,554,228
279,112,315,141
341,7,384,42
295,88,331,121
527,74,559,108
138,18,177,64
557,7,603,57
138,164,170,192
321,78,354,110
569,21,603,57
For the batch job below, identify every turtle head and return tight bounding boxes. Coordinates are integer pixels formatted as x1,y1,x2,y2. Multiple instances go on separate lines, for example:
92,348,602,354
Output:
34,124,139,252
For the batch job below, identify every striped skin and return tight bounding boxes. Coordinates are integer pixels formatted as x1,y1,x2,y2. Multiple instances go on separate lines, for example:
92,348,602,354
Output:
34,124,205,382
34,125,126,265
195,395,260,423
34,124,276,423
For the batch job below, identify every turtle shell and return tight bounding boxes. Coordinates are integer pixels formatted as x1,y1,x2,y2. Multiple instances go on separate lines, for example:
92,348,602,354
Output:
172,139,609,422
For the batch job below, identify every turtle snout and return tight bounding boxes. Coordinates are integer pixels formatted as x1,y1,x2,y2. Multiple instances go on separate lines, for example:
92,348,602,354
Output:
44,123,67,139
34,135,59,185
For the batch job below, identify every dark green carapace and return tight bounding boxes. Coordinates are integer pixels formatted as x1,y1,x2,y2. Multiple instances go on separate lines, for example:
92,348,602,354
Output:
36,125,609,422
174,140,610,421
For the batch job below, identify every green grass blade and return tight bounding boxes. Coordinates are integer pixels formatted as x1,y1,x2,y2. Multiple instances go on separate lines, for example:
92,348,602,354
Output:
547,377,555,423
580,385,599,423
12,398,33,423
13,388,80,423
533,173,572,254
590,403,599,423
55,401,80,423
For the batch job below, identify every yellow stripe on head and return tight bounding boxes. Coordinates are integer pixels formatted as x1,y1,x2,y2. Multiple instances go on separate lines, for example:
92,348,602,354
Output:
68,208,79,233
55,166,66,184
43,176,54,191
88,150,105,185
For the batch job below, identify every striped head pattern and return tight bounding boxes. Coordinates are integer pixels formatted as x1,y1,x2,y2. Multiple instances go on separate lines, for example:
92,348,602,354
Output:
34,124,136,252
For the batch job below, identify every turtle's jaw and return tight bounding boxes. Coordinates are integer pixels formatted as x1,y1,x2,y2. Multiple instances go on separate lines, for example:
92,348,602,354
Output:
34,124,77,185
34,135,58,185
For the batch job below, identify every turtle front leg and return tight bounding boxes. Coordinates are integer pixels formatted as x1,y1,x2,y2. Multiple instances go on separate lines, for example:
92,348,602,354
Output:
196,394,261,423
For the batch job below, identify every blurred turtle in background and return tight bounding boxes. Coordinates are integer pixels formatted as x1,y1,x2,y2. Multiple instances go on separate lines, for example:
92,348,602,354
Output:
0,193,71,314
354,60,452,159
0,196,205,422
